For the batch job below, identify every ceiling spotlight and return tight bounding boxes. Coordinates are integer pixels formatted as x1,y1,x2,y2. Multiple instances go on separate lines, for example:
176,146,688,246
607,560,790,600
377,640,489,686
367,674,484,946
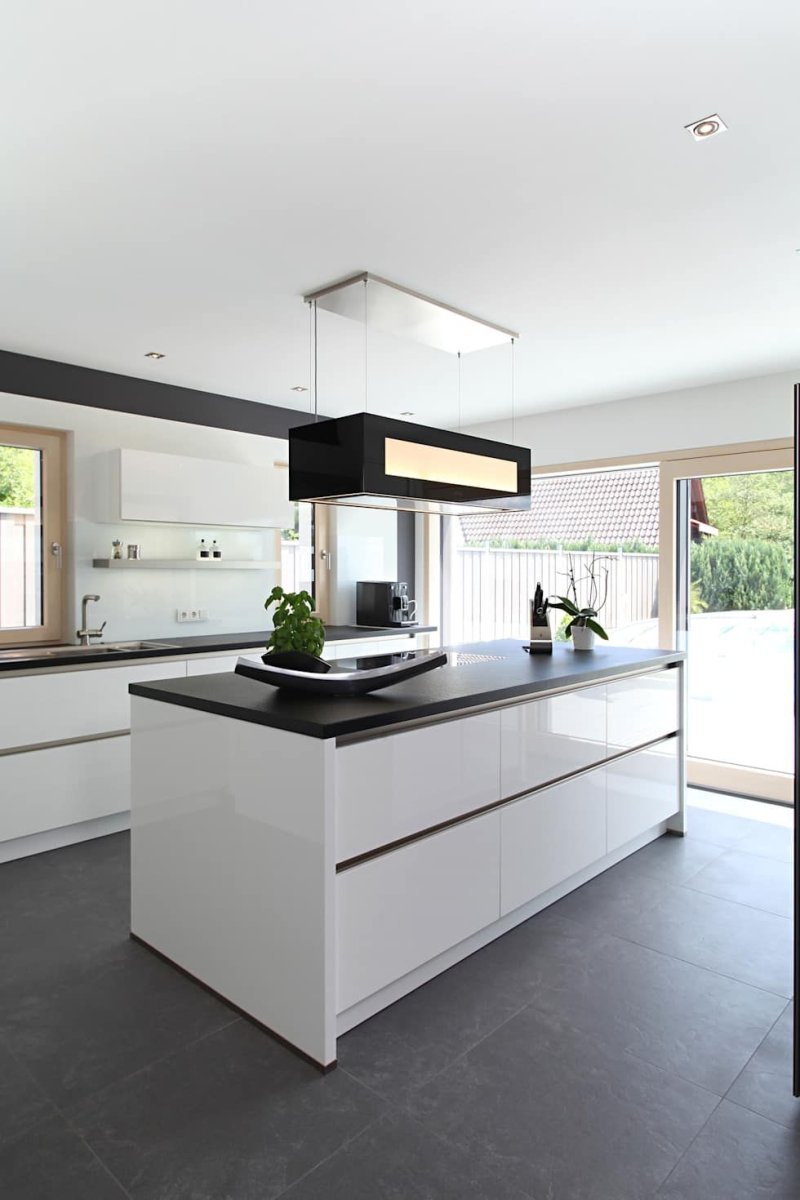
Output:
144,351,165,360
685,114,727,141
400,410,415,417
290,385,308,393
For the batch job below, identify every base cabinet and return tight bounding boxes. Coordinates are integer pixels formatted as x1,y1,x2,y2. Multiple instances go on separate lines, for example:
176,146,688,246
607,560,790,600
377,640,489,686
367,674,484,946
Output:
606,740,679,851
0,736,130,842
500,770,607,916
337,812,501,1012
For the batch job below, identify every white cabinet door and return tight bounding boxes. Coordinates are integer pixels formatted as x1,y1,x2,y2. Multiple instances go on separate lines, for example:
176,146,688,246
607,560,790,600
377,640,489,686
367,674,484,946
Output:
606,740,679,852
337,812,501,1012
500,769,607,916
0,660,187,751
326,637,416,662
0,736,131,843
606,668,679,753
115,448,292,528
186,654,246,676
335,711,500,862
500,684,606,798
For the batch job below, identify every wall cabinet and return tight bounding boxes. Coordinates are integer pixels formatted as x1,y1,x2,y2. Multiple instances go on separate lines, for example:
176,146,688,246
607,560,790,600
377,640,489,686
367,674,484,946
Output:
100,448,292,529
337,812,501,1012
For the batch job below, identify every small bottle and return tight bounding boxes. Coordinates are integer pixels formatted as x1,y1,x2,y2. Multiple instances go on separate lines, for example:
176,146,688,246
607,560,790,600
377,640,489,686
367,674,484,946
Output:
198,538,210,560
211,539,222,559
111,539,122,560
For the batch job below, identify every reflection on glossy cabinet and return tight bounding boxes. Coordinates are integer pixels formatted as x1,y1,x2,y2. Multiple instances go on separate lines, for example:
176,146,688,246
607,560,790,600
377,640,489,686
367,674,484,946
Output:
606,669,679,753
500,769,607,916
336,711,500,861
500,684,607,798
606,740,679,852
337,812,501,1012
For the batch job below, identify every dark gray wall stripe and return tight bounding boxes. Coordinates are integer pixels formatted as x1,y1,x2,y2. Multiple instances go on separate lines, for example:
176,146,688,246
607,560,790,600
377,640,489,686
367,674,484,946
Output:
397,510,416,591
0,349,321,440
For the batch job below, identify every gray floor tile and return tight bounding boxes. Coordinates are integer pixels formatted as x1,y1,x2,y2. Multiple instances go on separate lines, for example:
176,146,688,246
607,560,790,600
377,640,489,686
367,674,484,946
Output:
281,1110,534,1200
71,1019,385,1200
0,1114,128,1200
727,1004,800,1130
607,882,793,997
546,862,669,932
684,849,793,917
339,909,595,1102
657,1099,800,1199
608,832,727,886
409,1005,719,1200
736,821,794,864
41,832,131,909
519,925,784,1094
0,1042,55,1148
685,805,763,848
0,936,237,1105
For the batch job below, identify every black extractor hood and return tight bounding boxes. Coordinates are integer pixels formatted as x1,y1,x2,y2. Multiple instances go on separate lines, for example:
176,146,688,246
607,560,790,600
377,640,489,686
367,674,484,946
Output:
288,273,532,515
289,412,531,515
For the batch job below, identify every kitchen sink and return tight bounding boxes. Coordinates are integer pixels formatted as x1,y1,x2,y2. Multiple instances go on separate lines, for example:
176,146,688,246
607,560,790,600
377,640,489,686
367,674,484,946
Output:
0,641,178,661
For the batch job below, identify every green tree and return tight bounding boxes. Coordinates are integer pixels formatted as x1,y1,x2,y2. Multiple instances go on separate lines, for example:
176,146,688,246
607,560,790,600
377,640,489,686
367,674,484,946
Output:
691,538,792,612
0,446,36,509
701,473,793,560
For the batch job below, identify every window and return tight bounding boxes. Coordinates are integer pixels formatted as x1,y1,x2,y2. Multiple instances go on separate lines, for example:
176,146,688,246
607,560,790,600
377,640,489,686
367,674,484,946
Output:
0,423,66,646
442,465,660,646
280,502,315,598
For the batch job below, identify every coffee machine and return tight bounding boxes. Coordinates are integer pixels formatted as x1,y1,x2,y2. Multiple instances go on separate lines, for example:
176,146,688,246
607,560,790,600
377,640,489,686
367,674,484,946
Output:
357,581,417,627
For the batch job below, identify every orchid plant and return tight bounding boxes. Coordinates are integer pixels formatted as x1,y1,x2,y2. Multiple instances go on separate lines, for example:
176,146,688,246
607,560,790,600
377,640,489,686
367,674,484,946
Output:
547,554,610,641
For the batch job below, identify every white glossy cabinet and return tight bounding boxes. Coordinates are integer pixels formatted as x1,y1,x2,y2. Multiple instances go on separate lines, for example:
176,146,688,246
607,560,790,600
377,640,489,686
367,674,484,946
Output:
0,660,188,751
337,812,501,1012
606,740,679,852
606,669,679,753
104,448,292,528
500,769,607,916
0,736,131,842
335,711,500,862
500,684,606,798
186,654,244,676
324,636,416,662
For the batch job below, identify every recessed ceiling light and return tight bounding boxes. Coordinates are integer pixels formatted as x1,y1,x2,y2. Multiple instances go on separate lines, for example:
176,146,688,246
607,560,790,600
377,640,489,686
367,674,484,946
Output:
290,385,308,393
685,113,727,140
144,351,165,360
400,410,415,417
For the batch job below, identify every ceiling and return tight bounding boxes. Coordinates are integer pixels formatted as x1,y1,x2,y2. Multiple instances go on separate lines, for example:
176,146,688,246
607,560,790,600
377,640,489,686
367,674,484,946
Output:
2,1,799,429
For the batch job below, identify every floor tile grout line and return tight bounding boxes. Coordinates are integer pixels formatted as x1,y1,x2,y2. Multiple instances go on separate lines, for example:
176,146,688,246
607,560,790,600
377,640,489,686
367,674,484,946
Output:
548,908,792,1001
652,1094,725,1196
54,1014,243,1118
678,879,792,921
719,998,792,1104
268,1113,389,1200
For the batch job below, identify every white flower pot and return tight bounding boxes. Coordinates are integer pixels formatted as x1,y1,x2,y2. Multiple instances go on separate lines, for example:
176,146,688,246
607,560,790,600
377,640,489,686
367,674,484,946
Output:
571,625,596,651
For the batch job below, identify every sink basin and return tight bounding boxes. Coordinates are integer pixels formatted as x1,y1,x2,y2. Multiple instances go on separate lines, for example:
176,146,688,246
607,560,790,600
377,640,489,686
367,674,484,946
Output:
0,641,178,662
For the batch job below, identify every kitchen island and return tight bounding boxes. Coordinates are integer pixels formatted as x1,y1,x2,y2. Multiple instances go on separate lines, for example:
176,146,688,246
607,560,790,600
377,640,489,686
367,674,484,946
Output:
129,640,685,1069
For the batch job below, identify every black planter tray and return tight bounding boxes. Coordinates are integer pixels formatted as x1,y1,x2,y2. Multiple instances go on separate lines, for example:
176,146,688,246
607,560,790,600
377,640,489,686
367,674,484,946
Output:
235,649,448,696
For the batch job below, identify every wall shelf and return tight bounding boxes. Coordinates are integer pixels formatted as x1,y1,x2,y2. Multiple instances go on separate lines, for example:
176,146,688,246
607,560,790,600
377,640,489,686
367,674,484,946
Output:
92,559,278,571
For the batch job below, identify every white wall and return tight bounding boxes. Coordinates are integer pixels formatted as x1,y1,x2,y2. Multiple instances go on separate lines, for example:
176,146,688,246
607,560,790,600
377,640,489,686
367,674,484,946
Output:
0,392,287,640
327,507,398,625
465,370,796,467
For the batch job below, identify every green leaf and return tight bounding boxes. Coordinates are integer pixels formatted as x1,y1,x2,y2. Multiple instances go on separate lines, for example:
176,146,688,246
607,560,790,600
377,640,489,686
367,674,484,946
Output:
585,617,609,640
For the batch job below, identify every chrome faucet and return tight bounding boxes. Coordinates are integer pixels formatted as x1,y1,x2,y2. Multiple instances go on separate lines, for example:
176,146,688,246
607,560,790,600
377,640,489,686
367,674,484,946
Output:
77,594,106,646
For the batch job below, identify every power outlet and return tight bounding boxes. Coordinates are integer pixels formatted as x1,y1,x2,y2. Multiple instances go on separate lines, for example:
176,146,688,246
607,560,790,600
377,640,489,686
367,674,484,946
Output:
176,608,209,623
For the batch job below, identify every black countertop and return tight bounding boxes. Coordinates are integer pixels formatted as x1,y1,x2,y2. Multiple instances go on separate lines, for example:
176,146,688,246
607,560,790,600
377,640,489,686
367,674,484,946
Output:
0,625,436,674
129,640,684,740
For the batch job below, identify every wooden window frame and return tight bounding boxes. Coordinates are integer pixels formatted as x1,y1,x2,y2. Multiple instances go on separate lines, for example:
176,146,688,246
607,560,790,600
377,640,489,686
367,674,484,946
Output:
0,422,67,647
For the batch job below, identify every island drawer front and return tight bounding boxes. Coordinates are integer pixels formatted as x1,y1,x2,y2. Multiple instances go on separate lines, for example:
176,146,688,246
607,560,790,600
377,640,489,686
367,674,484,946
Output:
500,768,607,916
337,812,501,1012
606,668,679,754
335,711,500,862
606,739,679,852
500,684,607,798
0,736,130,844
0,661,188,751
